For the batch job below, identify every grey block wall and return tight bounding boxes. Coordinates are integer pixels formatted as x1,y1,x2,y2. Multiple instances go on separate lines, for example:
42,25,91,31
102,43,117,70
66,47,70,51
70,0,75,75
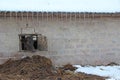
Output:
0,17,120,66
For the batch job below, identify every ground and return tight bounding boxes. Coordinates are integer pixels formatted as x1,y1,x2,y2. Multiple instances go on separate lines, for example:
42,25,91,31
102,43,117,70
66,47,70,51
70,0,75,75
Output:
0,55,107,80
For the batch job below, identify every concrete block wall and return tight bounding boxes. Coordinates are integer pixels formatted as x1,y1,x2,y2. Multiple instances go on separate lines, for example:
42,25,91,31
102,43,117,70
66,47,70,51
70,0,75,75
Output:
0,17,120,66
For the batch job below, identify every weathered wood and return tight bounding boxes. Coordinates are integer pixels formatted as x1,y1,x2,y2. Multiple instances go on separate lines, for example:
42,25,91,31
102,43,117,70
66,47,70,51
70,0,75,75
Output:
0,11,120,18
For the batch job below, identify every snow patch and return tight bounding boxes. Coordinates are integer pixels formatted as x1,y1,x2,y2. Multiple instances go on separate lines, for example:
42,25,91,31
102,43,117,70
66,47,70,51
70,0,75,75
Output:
74,65,120,80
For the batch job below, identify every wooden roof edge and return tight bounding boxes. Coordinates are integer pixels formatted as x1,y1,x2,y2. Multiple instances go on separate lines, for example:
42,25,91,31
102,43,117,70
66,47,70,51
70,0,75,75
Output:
0,11,120,18
0,11,120,13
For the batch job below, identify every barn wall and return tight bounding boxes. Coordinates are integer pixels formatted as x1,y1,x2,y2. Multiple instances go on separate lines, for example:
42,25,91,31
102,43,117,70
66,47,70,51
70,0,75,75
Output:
0,17,120,66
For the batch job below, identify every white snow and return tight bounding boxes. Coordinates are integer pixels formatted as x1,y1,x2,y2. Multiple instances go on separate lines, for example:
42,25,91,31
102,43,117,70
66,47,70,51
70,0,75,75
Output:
74,65,120,80
0,0,120,12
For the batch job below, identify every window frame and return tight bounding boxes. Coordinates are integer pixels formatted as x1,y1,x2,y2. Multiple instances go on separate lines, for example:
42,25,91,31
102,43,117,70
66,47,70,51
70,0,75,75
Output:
19,34,38,52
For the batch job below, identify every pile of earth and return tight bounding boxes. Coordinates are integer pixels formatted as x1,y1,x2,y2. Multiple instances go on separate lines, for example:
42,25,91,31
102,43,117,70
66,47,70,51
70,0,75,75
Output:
0,55,105,80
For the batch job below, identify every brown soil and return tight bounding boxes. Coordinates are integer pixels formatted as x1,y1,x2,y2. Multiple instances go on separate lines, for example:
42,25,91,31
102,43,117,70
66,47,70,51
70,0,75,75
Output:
0,55,105,80
107,62,119,66
62,64,77,71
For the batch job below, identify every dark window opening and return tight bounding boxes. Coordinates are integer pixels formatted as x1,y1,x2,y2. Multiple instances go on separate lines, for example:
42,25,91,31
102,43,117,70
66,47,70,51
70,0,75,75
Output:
19,34,48,51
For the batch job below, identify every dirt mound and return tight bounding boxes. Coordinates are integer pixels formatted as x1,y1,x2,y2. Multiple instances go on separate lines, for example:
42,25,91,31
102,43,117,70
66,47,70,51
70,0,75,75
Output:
63,64,76,71
0,55,105,80
0,55,55,79
107,62,119,66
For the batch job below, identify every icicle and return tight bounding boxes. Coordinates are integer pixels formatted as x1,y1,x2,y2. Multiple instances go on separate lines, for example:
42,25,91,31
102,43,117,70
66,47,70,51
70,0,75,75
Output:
32,12,34,20
56,12,58,21
37,12,38,21
10,12,12,20
84,12,86,20
46,12,48,21
49,12,51,21
58,12,59,21
60,12,62,21
26,12,28,25
75,12,76,22
15,12,17,20
100,13,102,19
83,13,86,26
59,12,61,21
79,12,80,18
4,11,6,19
51,12,53,21
65,12,67,21
26,12,28,27
36,12,39,26
41,12,43,21
88,13,89,18
32,12,35,27
92,13,94,19
21,12,23,21
69,12,71,22
79,12,81,21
